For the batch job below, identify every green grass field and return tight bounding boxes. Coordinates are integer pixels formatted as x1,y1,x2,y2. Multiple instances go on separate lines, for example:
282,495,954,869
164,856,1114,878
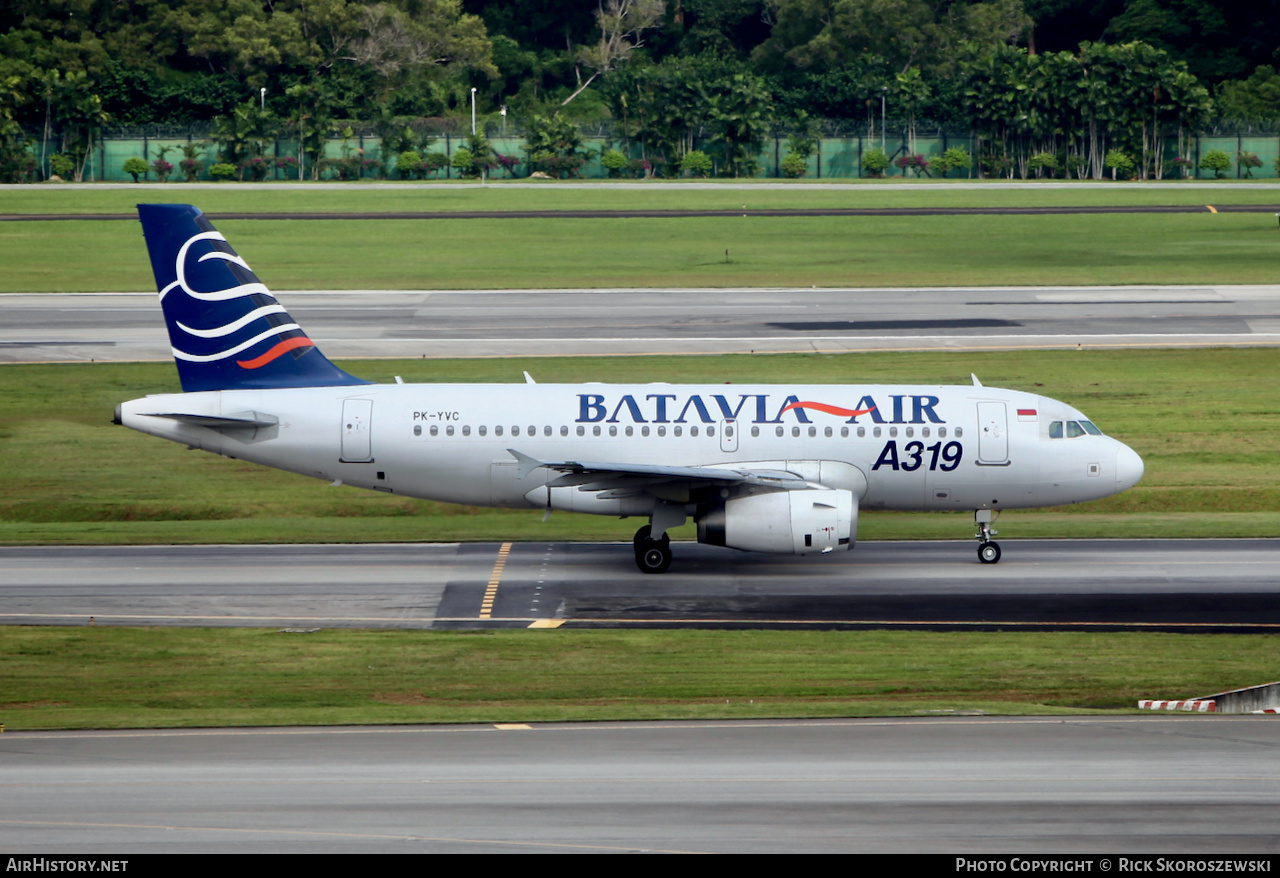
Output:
4,179,1280,216
3,627,1276,730
4,212,1280,291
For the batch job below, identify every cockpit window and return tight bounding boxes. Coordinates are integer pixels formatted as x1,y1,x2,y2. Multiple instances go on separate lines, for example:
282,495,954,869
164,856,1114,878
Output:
1049,421,1063,439
1080,420,1102,435
1066,421,1086,438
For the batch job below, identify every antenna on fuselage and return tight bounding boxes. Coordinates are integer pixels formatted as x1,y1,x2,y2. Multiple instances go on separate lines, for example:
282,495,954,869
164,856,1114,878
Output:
971,373,983,387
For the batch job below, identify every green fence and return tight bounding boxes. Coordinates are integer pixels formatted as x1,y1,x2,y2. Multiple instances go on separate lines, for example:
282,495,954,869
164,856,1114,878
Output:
33,132,1280,182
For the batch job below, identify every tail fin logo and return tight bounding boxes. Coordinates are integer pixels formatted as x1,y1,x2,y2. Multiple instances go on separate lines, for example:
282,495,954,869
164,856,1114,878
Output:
162,228,314,370
138,203,367,391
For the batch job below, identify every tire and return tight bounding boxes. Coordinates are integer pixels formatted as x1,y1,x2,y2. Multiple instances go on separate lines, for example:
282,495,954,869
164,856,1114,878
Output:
978,541,1002,564
636,539,673,574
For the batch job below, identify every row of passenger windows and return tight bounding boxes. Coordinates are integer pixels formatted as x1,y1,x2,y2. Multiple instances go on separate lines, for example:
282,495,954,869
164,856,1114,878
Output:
413,423,726,438
1049,419,1102,439
412,423,963,439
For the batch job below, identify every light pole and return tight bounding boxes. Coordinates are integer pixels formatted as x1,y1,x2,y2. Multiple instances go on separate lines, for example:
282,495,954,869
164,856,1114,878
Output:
880,88,886,154
260,87,266,111
471,88,477,136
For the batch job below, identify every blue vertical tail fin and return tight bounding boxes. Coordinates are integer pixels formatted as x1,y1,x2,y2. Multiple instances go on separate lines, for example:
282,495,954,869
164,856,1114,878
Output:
137,203,369,392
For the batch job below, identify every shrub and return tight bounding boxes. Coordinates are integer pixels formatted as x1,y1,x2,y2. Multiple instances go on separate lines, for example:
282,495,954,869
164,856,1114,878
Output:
1104,150,1134,180
862,148,889,177
935,146,971,178
462,134,497,179
274,155,299,179
780,151,807,178
1027,152,1059,178
1200,149,1230,178
530,152,587,178
494,153,520,177
1238,152,1262,178
681,150,712,177
894,153,929,176
320,154,374,181
178,142,205,182
601,148,629,178
122,157,149,182
980,154,1013,178
396,150,421,179
451,147,476,177
150,158,173,182
1,146,37,183
240,156,270,182
208,162,238,181
49,153,75,178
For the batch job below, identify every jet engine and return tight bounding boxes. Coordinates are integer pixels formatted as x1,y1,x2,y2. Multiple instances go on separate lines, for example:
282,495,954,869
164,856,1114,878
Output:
697,488,857,554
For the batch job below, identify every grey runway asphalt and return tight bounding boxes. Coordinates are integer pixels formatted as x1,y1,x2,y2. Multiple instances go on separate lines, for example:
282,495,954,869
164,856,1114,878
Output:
4,715,1279,853
3,539,1277,631
5,284,1280,362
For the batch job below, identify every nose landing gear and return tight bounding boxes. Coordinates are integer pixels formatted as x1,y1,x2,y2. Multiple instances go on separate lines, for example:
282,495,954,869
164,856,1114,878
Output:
975,509,1001,564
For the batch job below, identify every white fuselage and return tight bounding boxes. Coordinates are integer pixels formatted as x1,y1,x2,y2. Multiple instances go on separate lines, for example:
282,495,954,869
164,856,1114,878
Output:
118,381,1144,519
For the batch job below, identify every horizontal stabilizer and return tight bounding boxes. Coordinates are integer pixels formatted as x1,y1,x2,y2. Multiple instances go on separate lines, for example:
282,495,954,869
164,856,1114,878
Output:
149,410,279,431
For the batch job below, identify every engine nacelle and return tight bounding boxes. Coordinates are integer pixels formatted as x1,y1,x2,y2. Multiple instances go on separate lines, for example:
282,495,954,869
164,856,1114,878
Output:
697,489,857,554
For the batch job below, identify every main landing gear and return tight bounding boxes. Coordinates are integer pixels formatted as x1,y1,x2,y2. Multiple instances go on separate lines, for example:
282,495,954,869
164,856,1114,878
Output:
633,502,685,574
633,525,672,574
975,509,1001,564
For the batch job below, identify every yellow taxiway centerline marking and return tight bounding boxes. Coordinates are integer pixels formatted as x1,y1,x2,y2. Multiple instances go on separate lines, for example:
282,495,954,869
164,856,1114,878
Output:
1207,204,1218,213
479,542,512,619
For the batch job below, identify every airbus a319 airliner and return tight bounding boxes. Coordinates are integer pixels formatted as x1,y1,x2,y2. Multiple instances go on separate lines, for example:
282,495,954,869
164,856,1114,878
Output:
116,204,1144,573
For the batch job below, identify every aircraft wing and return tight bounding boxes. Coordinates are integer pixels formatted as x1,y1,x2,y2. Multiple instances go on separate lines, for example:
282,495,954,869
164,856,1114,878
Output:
508,449,807,494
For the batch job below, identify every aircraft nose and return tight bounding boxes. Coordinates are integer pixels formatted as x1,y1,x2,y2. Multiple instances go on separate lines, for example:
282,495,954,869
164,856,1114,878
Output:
1115,443,1144,491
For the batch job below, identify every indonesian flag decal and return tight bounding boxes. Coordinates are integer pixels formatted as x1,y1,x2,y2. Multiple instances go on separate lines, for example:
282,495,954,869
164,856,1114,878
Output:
1017,408,1038,421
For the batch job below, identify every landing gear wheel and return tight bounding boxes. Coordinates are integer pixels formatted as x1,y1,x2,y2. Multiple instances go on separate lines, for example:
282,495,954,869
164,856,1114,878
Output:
978,541,1002,564
636,539,673,574
634,525,672,574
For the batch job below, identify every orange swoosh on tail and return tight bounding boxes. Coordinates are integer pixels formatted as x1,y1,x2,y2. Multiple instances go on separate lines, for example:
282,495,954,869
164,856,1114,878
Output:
236,336,314,369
